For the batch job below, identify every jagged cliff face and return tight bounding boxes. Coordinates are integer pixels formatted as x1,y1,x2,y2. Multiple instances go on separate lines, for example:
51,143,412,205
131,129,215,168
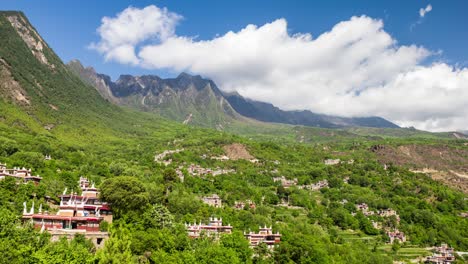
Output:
6,14,55,69
110,73,240,127
66,60,118,104
0,57,30,106
68,60,399,129
0,11,124,132
67,61,239,127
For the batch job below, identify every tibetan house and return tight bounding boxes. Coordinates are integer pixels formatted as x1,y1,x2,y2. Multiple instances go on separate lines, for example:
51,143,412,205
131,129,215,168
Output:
234,200,256,210
0,163,42,185
244,226,281,249
21,177,112,247
201,194,222,208
387,229,406,244
186,217,232,238
425,244,456,263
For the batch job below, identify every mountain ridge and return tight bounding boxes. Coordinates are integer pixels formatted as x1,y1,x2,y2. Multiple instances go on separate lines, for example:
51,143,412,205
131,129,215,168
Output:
68,60,239,127
67,60,399,129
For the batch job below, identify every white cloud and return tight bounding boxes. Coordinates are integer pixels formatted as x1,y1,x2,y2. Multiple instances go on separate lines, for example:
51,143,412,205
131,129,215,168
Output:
419,4,432,17
89,5,182,65
91,5,468,132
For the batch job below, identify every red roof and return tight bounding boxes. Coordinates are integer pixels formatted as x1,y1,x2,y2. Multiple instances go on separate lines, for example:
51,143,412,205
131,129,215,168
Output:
23,214,101,222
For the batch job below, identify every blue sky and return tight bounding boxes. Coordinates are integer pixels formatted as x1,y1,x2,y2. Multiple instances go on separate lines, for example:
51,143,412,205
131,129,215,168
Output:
1,0,466,79
1,0,467,131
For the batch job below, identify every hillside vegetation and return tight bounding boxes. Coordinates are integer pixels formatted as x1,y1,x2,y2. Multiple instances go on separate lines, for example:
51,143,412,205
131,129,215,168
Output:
0,11,467,264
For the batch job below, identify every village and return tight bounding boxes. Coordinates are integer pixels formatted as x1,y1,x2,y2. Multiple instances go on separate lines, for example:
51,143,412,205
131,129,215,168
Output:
0,143,464,261
152,145,465,256
1,152,283,250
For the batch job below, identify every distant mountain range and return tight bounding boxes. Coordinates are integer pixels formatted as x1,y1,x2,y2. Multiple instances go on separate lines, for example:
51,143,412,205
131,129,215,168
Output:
223,92,398,129
67,60,398,129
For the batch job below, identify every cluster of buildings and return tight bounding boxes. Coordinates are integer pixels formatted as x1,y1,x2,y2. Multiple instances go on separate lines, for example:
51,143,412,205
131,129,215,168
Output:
185,217,281,249
202,195,257,211
233,200,256,210
386,229,406,244
298,180,329,191
0,163,42,185
21,177,112,248
354,204,400,218
187,164,235,177
377,208,400,222
353,203,405,243
154,149,184,165
203,154,259,164
273,176,298,188
354,204,401,222
201,194,222,208
173,162,236,183
186,217,232,238
272,176,329,192
355,203,375,216
425,244,456,263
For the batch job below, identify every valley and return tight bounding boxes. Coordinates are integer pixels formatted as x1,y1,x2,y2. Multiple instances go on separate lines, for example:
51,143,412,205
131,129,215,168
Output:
0,10,467,264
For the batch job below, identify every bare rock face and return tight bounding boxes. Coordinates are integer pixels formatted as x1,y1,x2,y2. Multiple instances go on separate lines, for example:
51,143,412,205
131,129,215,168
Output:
375,144,468,193
0,58,30,105
67,64,239,127
7,15,54,68
66,60,118,104
223,143,254,160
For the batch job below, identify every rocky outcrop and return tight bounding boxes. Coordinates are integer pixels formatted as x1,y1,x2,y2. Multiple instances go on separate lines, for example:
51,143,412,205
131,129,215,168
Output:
67,62,240,128
223,143,254,160
374,144,468,193
66,60,118,104
0,58,30,105
7,15,54,69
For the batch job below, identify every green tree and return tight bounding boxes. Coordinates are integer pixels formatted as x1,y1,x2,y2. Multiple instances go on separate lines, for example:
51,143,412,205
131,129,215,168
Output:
141,204,174,229
99,176,150,218
33,236,94,264
0,208,48,263
220,231,253,263
391,241,400,254
96,224,134,264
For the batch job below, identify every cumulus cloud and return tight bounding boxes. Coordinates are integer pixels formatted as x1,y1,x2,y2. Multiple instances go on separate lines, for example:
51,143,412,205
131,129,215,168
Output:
91,5,468,132
89,5,182,65
419,4,432,17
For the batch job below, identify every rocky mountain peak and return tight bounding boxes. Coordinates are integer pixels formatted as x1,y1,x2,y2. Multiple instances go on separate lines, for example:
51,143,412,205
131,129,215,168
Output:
68,61,398,129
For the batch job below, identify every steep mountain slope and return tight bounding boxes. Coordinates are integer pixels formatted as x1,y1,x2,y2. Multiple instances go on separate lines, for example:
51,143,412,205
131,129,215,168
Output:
0,11,181,144
66,59,118,104
67,60,239,128
372,144,468,193
0,11,111,125
68,61,399,129
224,92,399,128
